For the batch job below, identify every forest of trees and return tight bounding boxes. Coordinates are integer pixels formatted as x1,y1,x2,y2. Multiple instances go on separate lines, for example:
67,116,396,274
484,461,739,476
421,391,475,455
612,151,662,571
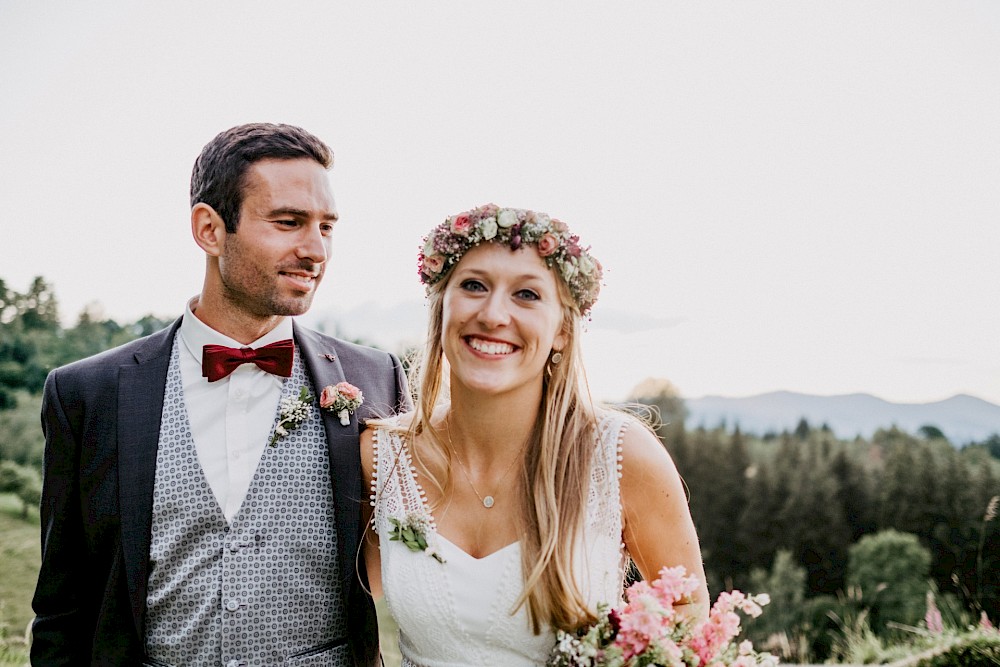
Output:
632,382,1000,660
0,277,172,510
2,276,999,662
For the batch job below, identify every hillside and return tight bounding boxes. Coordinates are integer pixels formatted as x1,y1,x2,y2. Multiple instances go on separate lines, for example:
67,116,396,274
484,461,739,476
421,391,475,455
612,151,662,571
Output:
684,391,1000,444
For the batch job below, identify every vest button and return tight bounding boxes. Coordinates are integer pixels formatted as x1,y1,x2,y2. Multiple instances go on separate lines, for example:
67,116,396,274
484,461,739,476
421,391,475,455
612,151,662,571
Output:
226,599,240,612
226,660,242,667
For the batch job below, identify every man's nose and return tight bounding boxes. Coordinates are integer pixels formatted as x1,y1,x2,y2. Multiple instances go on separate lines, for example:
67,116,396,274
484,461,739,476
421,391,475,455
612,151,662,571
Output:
297,223,330,263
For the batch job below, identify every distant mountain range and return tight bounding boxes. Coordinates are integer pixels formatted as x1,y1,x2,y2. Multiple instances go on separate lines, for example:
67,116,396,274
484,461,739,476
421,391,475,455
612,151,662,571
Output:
683,392,1000,445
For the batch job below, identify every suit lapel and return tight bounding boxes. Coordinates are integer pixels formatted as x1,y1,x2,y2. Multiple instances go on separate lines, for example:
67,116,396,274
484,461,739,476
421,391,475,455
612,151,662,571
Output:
117,320,179,638
295,324,362,593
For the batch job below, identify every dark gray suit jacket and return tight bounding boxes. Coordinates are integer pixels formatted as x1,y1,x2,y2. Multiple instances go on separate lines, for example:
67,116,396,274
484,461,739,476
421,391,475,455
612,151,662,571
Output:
30,319,409,666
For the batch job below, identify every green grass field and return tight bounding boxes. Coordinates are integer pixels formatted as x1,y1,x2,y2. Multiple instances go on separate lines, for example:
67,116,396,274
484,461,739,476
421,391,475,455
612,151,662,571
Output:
0,493,37,664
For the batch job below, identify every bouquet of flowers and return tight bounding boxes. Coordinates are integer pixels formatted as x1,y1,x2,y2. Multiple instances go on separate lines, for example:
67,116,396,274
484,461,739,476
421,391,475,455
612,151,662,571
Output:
548,566,777,667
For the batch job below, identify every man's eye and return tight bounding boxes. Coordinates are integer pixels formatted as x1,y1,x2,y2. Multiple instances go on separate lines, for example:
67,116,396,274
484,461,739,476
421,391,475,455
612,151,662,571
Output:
276,219,297,227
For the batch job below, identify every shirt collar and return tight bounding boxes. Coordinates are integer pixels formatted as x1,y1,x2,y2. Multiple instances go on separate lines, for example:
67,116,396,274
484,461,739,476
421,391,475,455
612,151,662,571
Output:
179,296,295,362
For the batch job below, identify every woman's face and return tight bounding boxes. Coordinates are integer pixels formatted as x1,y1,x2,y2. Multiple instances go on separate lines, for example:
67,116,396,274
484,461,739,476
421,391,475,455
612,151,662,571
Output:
441,243,567,401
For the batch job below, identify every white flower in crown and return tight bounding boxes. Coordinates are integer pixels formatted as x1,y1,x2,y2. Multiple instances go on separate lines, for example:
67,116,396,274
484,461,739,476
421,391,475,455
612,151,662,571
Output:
497,209,519,228
481,217,499,240
320,381,364,426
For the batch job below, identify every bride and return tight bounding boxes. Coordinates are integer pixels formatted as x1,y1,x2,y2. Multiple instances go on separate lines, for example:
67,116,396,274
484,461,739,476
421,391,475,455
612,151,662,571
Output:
362,204,708,666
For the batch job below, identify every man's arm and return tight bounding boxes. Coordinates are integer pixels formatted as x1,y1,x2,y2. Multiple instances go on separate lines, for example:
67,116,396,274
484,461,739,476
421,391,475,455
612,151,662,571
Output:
389,352,412,414
30,370,88,664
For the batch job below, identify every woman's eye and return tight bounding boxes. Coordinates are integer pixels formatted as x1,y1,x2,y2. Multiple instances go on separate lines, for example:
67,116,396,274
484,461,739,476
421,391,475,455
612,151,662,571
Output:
516,289,540,301
460,279,486,292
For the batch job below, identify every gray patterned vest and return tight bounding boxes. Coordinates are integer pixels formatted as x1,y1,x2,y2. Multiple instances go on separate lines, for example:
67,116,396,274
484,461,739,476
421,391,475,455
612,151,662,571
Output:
144,340,349,666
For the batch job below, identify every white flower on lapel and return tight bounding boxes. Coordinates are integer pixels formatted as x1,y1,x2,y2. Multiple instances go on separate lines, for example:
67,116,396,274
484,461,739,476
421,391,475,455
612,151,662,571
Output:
320,381,364,426
269,386,313,447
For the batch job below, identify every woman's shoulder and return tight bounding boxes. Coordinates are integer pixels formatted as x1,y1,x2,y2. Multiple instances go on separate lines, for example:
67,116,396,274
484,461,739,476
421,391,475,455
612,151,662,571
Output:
594,407,656,447
361,412,415,476
365,411,414,434
593,407,672,470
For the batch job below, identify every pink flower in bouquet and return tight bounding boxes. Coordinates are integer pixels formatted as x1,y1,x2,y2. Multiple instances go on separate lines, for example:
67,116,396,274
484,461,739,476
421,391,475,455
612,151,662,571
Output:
650,565,701,607
689,590,769,666
925,592,944,634
547,565,776,667
615,597,666,658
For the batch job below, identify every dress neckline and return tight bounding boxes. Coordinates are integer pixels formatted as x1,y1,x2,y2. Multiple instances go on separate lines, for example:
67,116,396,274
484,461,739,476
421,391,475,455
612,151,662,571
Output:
398,435,522,561
436,533,521,562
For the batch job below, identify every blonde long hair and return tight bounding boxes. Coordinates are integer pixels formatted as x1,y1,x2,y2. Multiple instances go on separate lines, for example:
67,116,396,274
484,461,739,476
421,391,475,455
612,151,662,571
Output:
378,268,601,634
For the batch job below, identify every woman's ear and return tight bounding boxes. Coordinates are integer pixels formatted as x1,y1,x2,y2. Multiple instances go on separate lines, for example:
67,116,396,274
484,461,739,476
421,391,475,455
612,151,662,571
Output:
553,328,569,355
191,203,226,257
553,309,574,353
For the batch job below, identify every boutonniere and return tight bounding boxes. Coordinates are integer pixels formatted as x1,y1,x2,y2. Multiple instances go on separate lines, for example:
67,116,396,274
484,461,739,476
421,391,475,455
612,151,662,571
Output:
388,512,445,563
269,386,313,447
320,381,364,426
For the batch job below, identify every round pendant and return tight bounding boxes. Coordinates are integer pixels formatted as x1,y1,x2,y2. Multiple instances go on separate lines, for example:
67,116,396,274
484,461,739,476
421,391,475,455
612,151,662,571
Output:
482,495,495,509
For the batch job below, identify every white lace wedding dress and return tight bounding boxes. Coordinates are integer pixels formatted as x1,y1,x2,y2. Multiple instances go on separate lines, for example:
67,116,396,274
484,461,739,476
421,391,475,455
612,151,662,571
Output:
370,411,631,667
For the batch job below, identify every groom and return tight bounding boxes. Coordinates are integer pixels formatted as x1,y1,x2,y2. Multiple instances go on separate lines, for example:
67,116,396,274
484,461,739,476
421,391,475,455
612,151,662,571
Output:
31,123,407,666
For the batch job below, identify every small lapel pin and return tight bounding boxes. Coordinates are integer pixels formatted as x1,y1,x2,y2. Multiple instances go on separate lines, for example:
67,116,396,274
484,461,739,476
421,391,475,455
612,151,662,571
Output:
321,354,337,362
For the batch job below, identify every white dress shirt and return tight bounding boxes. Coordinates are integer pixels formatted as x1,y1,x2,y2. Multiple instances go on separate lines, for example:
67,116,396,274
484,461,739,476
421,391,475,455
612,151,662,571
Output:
178,298,295,521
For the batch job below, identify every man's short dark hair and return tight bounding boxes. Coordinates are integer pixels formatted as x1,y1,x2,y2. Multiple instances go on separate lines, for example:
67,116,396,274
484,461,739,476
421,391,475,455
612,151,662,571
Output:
190,123,333,233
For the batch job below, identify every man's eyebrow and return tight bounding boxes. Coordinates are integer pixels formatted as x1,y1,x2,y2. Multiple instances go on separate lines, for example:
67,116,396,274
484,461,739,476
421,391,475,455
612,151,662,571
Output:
268,207,339,221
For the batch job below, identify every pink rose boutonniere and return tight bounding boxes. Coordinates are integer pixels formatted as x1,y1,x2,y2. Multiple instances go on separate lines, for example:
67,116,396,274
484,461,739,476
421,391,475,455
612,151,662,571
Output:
320,381,364,426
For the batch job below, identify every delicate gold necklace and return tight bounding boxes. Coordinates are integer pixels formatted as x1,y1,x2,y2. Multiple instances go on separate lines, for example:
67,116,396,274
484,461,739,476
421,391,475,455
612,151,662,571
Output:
446,421,523,510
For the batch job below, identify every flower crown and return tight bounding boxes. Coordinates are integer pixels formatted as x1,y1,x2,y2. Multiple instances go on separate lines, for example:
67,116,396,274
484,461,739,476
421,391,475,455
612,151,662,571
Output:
418,204,603,315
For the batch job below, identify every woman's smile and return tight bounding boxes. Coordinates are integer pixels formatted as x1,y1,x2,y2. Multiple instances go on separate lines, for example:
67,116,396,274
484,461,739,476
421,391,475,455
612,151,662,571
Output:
464,336,517,357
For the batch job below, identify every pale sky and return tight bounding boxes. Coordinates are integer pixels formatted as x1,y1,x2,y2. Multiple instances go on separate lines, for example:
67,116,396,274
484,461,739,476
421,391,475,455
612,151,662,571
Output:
2,1,998,405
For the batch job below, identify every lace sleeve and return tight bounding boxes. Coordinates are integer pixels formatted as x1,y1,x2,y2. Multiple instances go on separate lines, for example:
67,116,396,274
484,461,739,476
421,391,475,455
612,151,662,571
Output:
370,426,436,534
583,410,631,603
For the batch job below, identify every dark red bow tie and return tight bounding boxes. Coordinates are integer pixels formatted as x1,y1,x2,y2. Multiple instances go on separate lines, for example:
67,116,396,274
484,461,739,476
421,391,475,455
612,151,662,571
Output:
202,339,294,382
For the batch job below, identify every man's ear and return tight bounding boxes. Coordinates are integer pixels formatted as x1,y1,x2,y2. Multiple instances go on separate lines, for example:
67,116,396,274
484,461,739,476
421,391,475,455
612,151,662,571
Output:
191,203,227,257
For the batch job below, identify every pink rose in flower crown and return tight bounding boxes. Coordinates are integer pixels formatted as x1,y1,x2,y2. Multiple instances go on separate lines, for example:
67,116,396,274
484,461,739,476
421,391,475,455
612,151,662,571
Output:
536,232,559,257
450,214,472,235
320,381,364,426
422,254,445,275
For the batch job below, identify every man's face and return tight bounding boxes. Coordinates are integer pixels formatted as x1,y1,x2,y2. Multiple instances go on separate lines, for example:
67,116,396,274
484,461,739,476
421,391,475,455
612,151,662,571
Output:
215,158,337,318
